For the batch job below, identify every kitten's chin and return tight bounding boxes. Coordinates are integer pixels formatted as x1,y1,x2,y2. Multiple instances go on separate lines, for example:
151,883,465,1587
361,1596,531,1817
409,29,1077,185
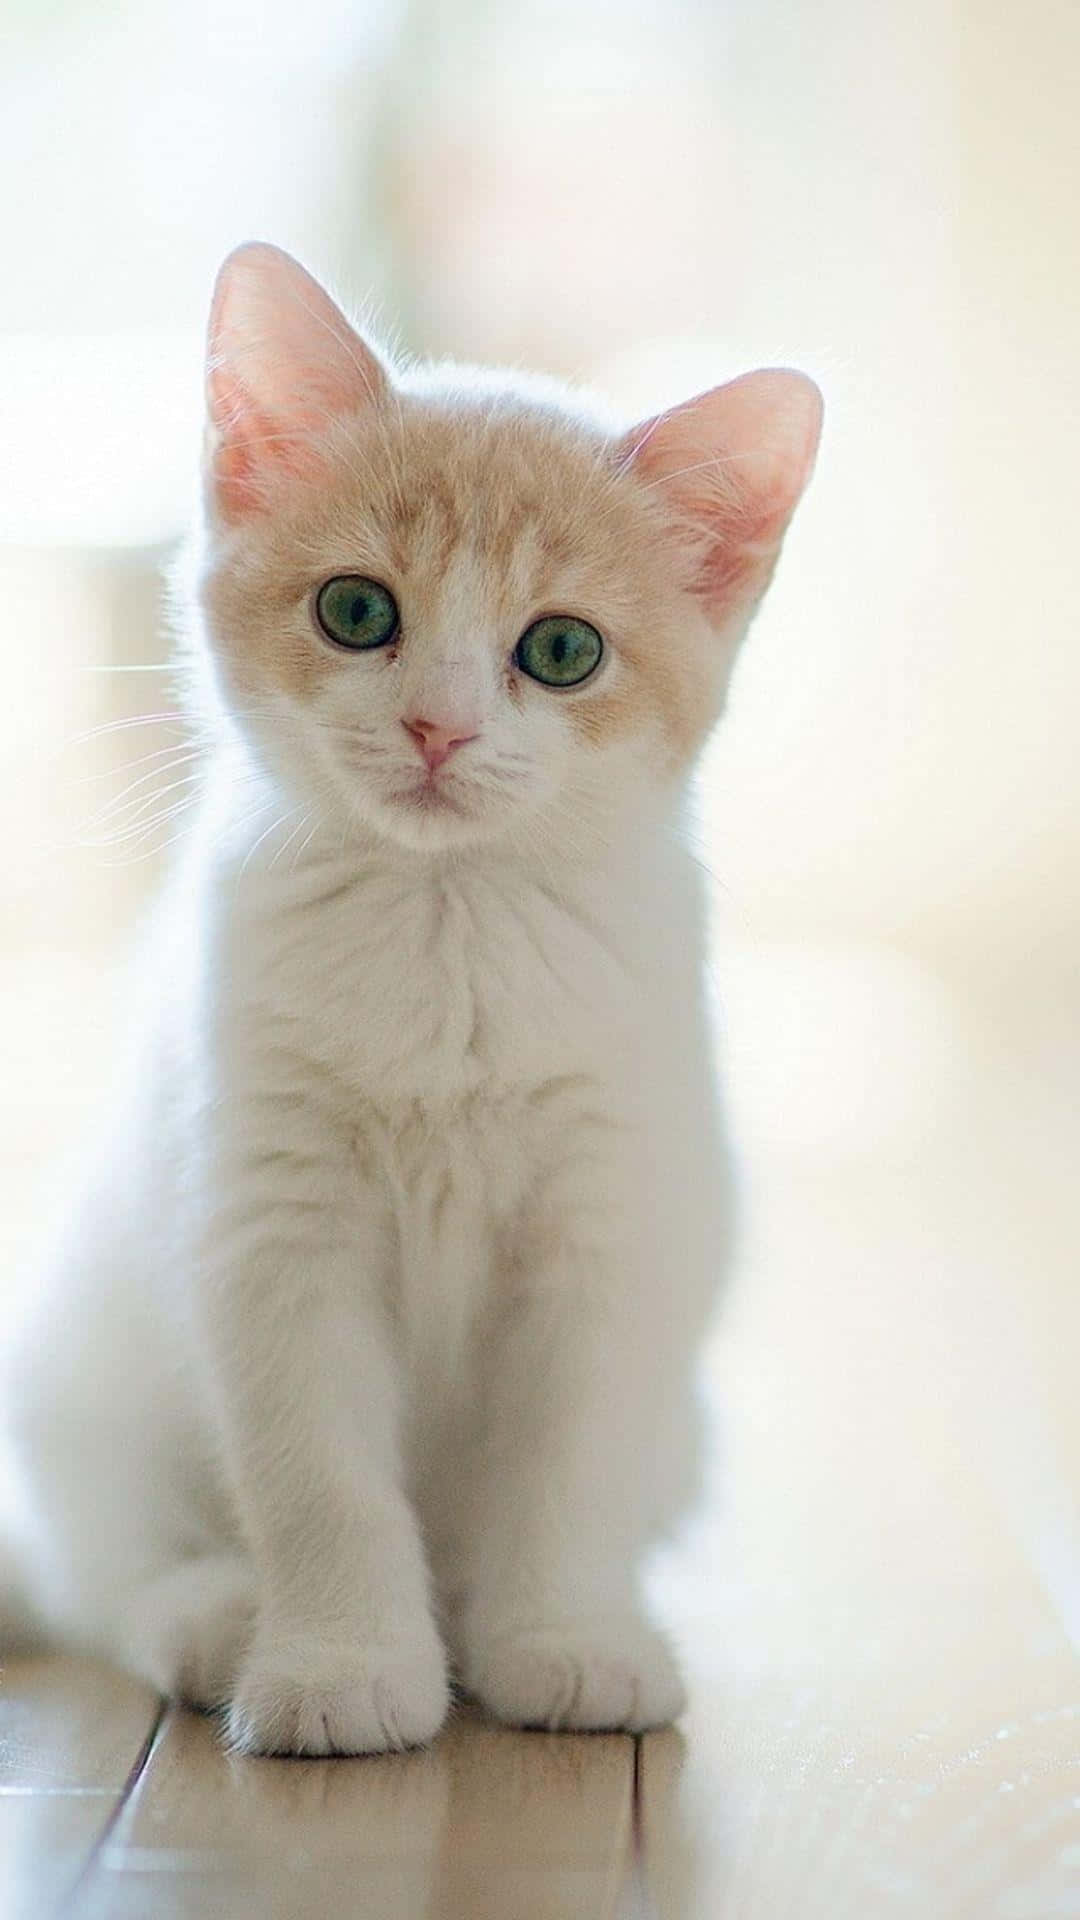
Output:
336,753,560,857
357,782,516,855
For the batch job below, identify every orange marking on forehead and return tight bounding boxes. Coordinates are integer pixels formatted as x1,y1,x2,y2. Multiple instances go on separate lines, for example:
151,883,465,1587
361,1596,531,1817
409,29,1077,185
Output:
386,477,461,579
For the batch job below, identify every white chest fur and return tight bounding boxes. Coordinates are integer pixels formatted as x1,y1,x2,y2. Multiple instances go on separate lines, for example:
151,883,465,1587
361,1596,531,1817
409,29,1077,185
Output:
180,810,717,1410
213,841,670,1108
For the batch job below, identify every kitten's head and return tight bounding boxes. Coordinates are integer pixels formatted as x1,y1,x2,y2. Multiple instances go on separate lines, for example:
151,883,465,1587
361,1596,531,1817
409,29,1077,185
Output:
196,244,820,860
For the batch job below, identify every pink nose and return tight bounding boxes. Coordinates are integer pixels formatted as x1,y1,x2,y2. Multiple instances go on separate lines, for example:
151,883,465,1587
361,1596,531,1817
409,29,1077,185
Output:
402,717,479,772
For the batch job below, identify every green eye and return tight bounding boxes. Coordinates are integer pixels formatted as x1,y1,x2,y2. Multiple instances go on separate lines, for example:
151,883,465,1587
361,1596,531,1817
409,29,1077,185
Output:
515,615,603,688
315,575,399,650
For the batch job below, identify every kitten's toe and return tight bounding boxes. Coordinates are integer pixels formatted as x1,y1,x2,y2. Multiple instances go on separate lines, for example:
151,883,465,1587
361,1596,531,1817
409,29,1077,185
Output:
465,1614,686,1732
226,1622,449,1755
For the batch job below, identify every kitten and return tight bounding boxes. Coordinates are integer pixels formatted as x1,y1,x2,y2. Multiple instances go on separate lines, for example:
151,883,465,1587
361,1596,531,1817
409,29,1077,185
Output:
0,244,820,1754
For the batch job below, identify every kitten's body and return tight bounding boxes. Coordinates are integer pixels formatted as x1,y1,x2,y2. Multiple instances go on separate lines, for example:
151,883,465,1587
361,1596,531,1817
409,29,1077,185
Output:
4,764,721,1705
0,247,818,1752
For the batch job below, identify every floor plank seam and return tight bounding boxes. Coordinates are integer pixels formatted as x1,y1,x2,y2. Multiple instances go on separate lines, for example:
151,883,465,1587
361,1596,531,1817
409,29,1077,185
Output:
57,1694,169,1917
617,1735,662,1919
632,1736,644,1853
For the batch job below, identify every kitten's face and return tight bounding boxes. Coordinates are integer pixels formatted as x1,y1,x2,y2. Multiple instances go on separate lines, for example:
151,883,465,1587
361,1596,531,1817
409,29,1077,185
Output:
198,246,821,862
202,396,729,855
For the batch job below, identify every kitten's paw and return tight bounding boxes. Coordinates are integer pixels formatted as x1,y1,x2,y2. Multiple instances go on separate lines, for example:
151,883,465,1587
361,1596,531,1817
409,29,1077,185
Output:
122,1553,256,1710
226,1622,449,1755
466,1615,686,1732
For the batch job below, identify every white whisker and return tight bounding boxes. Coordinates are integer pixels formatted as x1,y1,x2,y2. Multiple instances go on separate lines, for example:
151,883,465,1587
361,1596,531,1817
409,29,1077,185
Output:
239,802,307,877
267,809,315,872
289,814,323,870
91,751,206,824
74,738,199,787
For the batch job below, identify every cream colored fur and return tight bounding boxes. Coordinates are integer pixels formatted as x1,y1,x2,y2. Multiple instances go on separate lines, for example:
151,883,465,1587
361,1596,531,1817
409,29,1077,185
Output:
0,245,820,1752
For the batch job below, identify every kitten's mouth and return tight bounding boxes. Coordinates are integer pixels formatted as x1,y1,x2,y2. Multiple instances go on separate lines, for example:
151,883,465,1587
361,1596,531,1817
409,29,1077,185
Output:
347,755,533,850
387,771,470,816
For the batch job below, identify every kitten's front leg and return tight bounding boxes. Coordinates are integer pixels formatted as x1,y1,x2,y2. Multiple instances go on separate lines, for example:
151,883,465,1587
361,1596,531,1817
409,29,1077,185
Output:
196,1088,448,1755
458,1155,704,1732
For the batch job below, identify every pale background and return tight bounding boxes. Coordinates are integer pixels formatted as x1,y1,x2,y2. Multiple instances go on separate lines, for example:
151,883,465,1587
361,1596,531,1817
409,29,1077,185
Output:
1,1,1077,1910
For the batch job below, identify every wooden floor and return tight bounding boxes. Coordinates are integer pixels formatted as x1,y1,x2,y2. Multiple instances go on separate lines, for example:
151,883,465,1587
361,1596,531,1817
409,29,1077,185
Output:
3,1578,1079,1920
1,1659,638,1917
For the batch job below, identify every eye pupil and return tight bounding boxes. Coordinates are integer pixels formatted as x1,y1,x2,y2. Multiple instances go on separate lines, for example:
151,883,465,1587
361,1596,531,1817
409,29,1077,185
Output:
350,594,369,625
551,633,567,663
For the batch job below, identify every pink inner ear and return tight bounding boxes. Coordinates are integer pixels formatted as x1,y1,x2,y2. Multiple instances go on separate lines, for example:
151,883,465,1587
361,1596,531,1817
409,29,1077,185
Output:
204,385,280,520
205,242,388,520
618,370,822,614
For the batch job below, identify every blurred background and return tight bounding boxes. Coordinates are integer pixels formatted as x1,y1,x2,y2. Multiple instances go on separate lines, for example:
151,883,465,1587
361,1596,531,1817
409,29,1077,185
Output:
1,0,1078,1904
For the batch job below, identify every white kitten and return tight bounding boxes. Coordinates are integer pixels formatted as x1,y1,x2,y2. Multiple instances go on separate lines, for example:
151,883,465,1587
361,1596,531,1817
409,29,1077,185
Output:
0,244,820,1753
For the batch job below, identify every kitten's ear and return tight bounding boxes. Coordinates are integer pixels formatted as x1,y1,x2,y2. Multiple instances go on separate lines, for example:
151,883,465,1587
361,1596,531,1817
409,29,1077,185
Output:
205,242,388,522
616,371,822,618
